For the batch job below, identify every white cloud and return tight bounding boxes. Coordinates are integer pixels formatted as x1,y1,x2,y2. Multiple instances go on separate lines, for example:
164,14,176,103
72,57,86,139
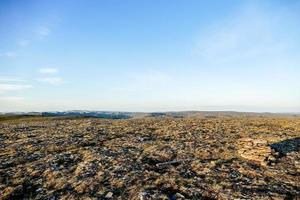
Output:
38,67,64,85
36,26,51,38
39,68,58,74
0,51,17,58
0,83,32,94
0,96,24,102
37,77,63,85
0,77,25,82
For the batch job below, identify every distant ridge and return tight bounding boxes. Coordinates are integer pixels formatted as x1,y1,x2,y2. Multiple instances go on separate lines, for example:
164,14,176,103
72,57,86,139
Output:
1,111,299,119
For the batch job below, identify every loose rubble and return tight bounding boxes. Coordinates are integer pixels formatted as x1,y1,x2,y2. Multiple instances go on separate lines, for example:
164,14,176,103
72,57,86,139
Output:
0,116,299,199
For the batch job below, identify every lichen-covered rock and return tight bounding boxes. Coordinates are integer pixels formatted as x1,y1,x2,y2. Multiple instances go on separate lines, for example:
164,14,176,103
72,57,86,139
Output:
237,137,275,166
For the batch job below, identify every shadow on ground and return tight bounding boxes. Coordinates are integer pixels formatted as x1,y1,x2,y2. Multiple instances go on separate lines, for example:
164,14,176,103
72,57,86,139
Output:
270,137,300,156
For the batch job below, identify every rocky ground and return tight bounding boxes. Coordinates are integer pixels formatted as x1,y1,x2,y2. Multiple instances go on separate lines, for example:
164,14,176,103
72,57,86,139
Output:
0,116,299,199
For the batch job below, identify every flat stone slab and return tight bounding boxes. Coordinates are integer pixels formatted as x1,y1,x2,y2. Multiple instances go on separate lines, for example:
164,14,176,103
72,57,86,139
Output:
237,137,273,166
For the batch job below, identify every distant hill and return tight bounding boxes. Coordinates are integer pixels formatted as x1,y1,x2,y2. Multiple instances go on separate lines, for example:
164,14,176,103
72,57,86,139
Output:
40,111,132,119
0,110,299,120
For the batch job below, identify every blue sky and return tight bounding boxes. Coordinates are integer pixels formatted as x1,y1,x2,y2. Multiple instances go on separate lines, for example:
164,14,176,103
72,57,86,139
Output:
0,0,299,112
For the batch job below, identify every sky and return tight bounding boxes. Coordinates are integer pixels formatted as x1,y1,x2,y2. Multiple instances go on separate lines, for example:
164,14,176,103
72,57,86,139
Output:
0,0,300,112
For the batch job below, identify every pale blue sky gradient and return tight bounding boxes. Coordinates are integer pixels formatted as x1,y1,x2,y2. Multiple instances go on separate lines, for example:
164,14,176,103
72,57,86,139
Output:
0,0,299,112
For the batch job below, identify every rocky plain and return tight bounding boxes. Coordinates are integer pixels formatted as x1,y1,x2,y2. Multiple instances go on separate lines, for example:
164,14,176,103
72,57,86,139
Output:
0,113,299,199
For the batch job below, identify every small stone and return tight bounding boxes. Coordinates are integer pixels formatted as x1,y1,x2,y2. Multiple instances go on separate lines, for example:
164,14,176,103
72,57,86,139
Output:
105,192,113,199
139,192,149,200
175,192,185,198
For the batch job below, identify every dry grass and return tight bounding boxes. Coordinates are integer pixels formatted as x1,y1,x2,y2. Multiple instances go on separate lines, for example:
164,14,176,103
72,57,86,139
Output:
0,116,299,199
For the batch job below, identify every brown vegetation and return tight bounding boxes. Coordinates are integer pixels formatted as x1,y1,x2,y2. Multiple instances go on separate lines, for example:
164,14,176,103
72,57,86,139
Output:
0,115,299,199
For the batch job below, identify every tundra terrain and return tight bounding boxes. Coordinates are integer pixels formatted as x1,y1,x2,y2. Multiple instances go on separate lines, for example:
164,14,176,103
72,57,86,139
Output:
0,114,299,199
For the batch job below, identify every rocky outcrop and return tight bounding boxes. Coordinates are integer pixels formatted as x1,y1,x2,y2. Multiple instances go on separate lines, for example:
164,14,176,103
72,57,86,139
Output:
237,138,275,166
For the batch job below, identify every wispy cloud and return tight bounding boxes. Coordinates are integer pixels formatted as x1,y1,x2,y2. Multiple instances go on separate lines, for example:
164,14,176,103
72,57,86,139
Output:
37,67,64,85
37,77,63,85
39,68,58,74
193,3,295,65
0,77,25,82
113,70,172,93
0,96,24,102
0,78,30,106
0,83,32,94
1,26,50,59
18,39,30,47
36,26,51,39
0,51,17,58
